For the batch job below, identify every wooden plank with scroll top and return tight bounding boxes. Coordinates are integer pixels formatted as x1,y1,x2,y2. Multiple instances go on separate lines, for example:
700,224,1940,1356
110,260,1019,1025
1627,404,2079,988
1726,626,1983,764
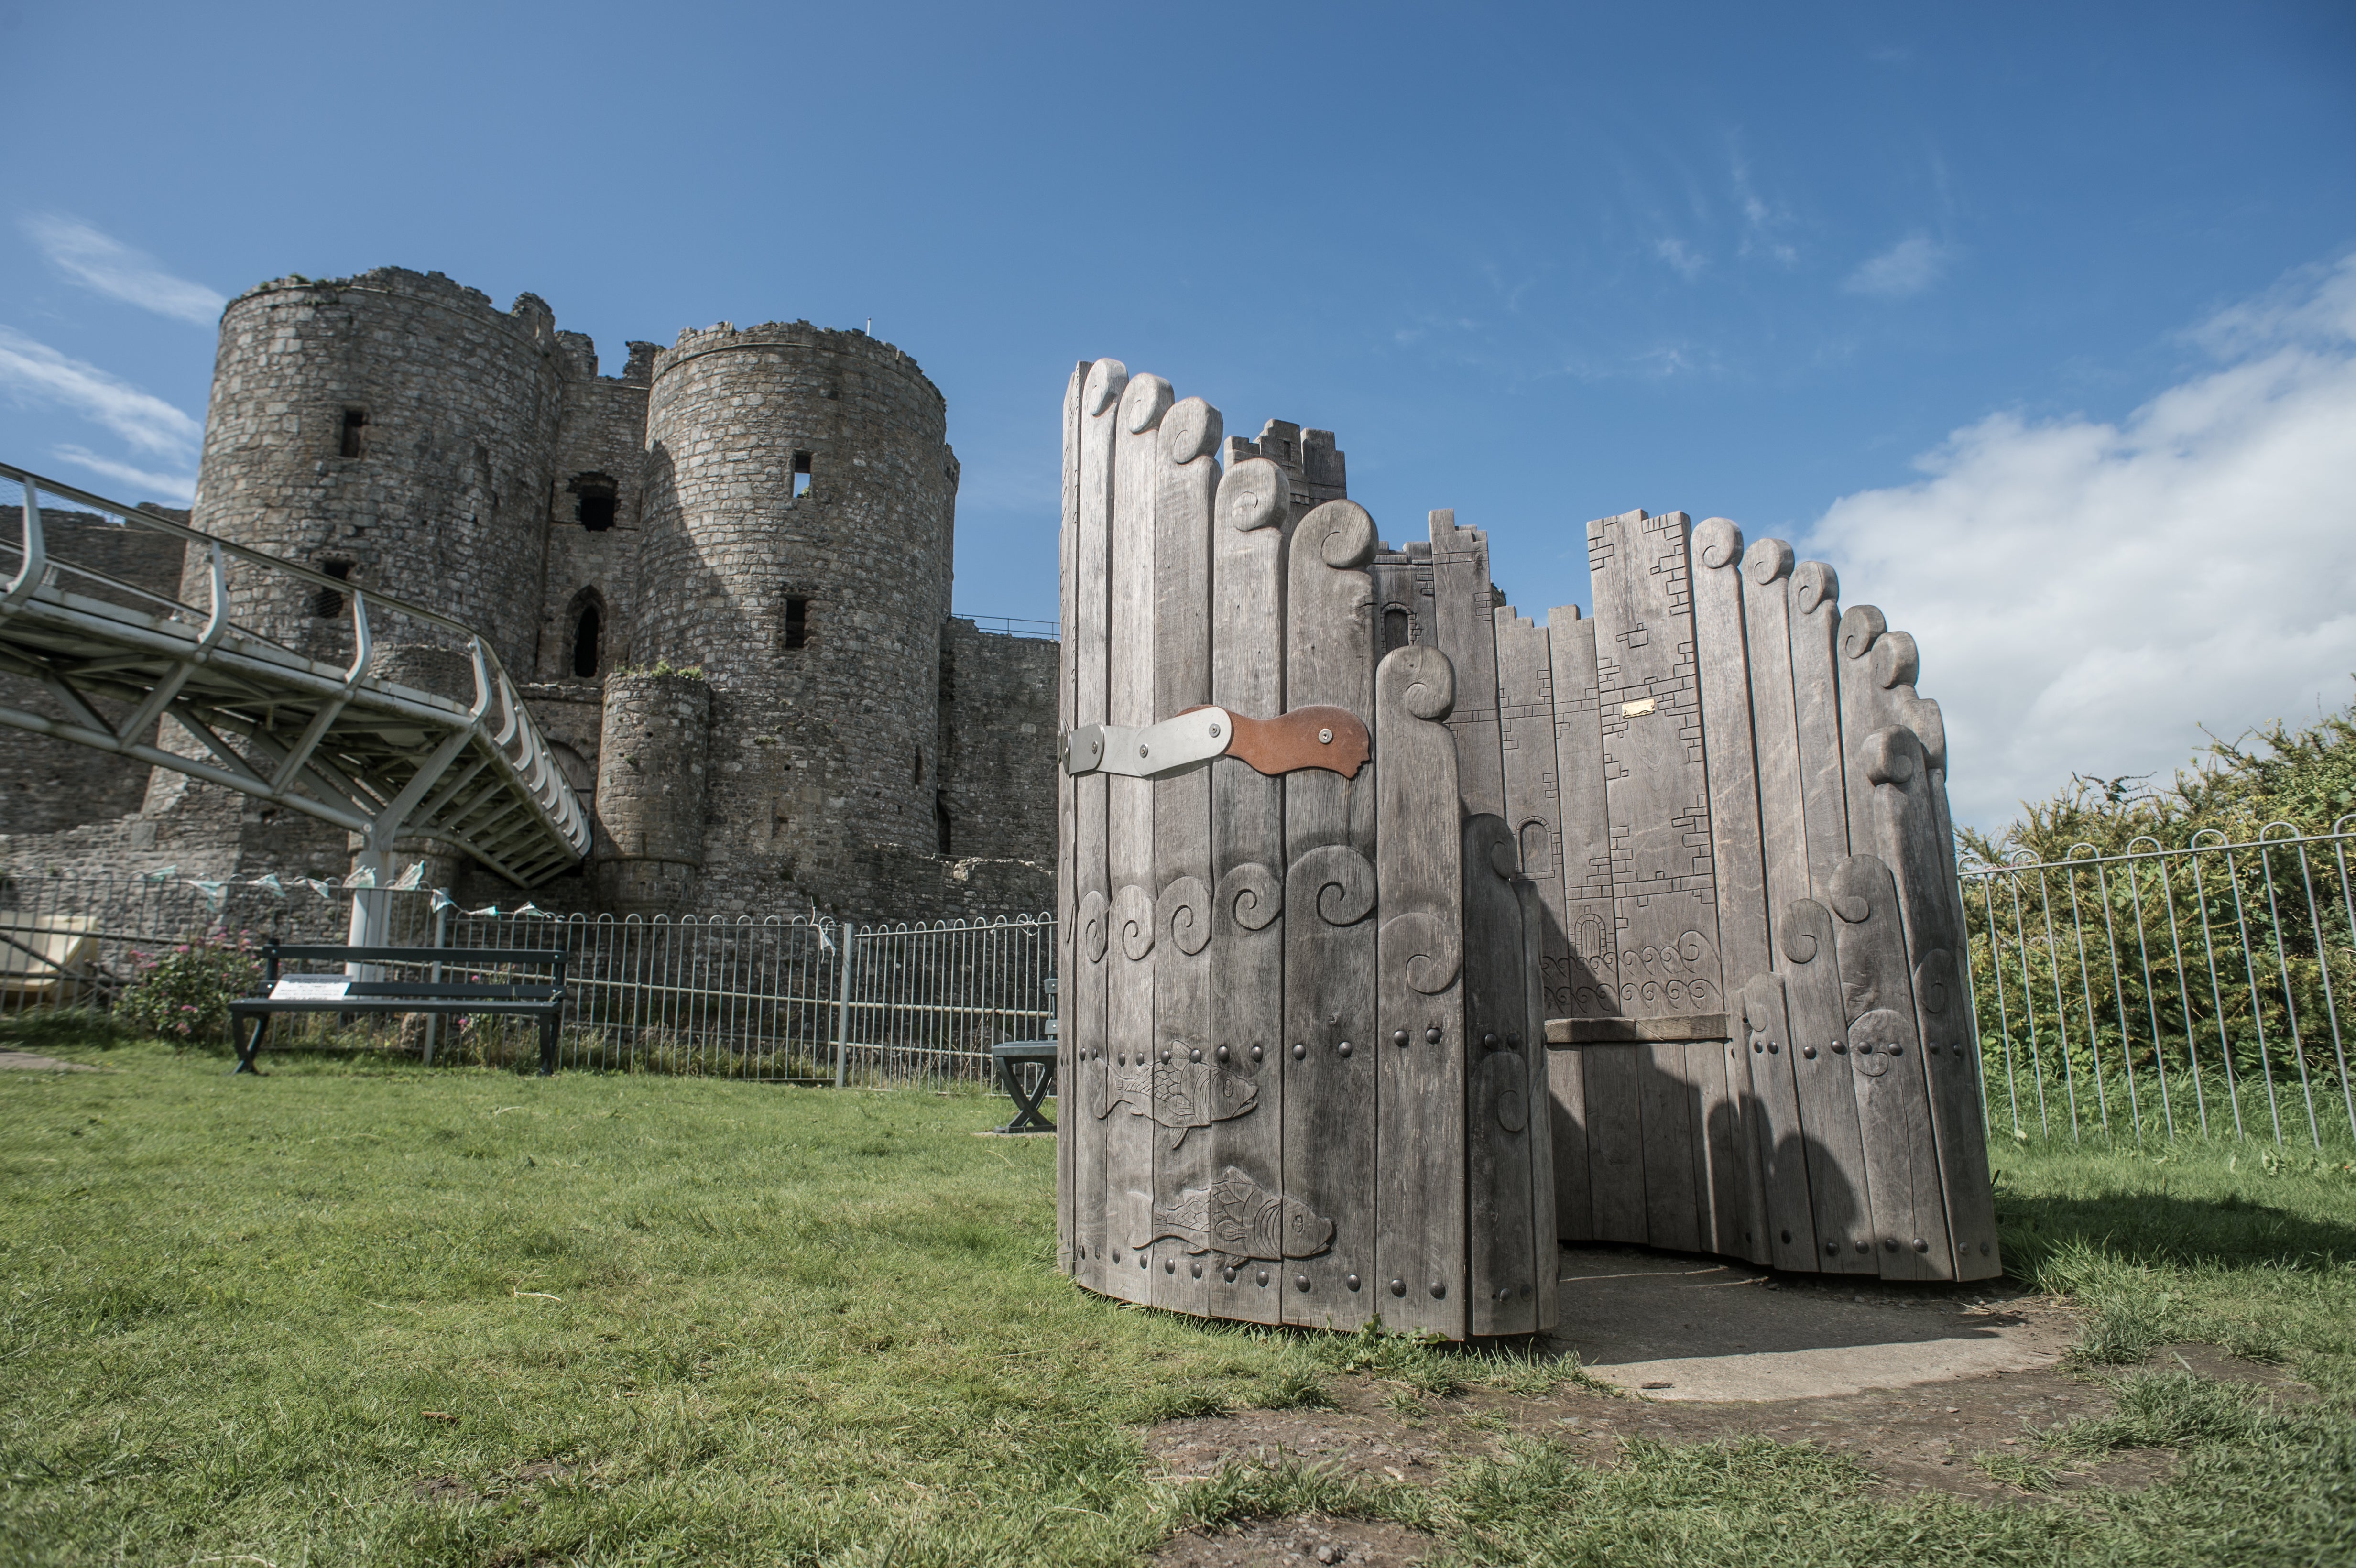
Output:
1208,455,1289,1324
1375,642,1469,1338
1148,394,1221,1318
1827,853,1952,1280
1056,359,1084,1276
1281,499,1380,1329
1862,721,2004,1279
1464,812,1536,1336
1780,898,1878,1274
1070,357,1124,1299
1103,370,1170,1305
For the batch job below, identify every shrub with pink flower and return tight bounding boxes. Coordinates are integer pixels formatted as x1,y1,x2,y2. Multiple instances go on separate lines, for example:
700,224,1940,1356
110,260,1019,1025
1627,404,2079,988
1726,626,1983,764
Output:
118,934,263,1043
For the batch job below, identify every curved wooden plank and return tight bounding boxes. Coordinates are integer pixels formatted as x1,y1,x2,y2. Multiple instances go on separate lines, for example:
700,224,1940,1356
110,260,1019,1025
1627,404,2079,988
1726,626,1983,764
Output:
1826,853,1952,1280
1861,722,2003,1280
1283,499,1380,1329
1071,357,1126,1299
1742,540,1808,963
1545,606,1609,1243
1105,370,1171,1306
1464,811,1536,1336
1790,561,1851,898
1738,972,1818,1270
1375,642,1468,1338
1057,359,1084,1278
1690,517,1772,1266
1208,454,1288,1324
1148,395,1221,1318
1516,874,1560,1332
1780,897,1877,1273
1430,510,1505,819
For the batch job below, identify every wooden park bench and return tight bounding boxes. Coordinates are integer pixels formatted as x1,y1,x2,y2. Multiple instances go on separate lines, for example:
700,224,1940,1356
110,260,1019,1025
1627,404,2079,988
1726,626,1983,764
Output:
228,942,567,1075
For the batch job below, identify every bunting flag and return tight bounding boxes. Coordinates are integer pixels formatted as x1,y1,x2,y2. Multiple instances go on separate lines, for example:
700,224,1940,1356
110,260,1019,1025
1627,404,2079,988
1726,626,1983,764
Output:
188,881,228,911
392,861,426,892
253,873,286,899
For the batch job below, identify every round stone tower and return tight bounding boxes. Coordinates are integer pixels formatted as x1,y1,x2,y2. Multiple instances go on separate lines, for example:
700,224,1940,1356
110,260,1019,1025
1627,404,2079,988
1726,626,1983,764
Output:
633,322,957,915
142,268,567,883
188,267,564,673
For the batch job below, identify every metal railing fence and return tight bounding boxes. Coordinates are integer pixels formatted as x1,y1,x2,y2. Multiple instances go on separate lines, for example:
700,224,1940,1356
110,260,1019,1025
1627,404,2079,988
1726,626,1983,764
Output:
1962,820,2356,1149
0,869,1055,1085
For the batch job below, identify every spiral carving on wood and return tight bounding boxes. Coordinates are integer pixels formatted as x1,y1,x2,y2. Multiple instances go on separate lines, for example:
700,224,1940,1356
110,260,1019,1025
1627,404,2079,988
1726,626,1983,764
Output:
1216,861,1282,931
1870,630,1919,691
1383,910,1463,996
1467,812,1517,882
1778,897,1835,966
1914,948,1957,1016
1162,396,1223,466
1839,603,1886,662
1743,536,1795,586
1378,643,1455,723
1219,457,1288,534
1615,928,1720,1013
1079,889,1110,964
1120,372,1173,436
1158,874,1212,956
1793,560,1839,615
1303,499,1377,569
1846,1007,1905,1077
1083,358,1128,417
1693,516,1745,570
1114,882,1156,961
1288,844,1376,927
1827,854,1907,1019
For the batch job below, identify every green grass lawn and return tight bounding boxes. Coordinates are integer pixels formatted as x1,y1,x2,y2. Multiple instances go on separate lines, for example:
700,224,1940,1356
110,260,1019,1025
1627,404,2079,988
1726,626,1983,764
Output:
3,1021,2353,1566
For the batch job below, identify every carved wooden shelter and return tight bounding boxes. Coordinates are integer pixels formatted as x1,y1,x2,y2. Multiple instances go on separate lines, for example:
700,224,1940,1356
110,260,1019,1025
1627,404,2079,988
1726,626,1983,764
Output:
1054,360,1999,1341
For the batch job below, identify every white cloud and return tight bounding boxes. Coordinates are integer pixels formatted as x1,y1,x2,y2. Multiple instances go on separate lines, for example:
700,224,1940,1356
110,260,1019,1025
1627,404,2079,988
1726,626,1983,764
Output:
23,215,226,325
49,444,196,504
1844,234,1948,298
0,325,202,459
1806,252,2356,829
1730,154,1798,267
1655,237,1706,281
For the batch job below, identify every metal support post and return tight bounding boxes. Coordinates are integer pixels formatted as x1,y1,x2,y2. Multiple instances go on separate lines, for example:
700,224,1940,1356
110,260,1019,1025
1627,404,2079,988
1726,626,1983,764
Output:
833,922,858,1089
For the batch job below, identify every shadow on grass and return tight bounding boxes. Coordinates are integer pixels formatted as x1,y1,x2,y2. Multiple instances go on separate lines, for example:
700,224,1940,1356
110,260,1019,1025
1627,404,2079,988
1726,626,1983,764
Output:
1999,1188,2356,1278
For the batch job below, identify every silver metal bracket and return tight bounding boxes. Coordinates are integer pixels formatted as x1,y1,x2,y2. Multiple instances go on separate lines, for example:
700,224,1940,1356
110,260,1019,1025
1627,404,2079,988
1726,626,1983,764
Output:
1062,706,1232,779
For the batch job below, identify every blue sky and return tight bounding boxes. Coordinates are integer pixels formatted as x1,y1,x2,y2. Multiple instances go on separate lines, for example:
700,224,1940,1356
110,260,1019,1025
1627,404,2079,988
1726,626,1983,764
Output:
3,1,2352,826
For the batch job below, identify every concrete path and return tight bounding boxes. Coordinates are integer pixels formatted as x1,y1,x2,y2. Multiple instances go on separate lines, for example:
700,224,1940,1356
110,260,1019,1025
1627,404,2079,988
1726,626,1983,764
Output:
0,1050,98,1072
1553,1245,2072,1401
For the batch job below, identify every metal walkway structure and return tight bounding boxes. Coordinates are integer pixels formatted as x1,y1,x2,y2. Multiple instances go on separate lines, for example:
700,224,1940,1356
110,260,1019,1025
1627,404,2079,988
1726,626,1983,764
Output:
0,462,590,907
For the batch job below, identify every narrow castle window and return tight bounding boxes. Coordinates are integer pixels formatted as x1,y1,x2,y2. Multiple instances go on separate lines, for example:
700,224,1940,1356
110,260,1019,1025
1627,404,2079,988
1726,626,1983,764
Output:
572,602,602,677
1382,606,1411,653
571,473,618,531
782,594,809,650
791,450,812,500
912,745,924,785
935,789,952,856
312,560,353,619
338,408,369,460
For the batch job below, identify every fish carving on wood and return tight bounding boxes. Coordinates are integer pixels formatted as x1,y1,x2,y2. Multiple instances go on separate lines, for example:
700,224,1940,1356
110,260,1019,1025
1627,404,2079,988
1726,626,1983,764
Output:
1131,1166,1336,1265
1096,1054,1259,1146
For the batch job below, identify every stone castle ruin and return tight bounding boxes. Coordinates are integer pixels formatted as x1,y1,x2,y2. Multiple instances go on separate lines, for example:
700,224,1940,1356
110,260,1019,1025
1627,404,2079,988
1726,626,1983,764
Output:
1,267,1074,918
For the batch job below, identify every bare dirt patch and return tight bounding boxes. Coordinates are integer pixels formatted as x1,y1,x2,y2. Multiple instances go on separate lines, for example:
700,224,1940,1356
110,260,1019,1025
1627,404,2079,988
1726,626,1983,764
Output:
1153,1514,1433,1567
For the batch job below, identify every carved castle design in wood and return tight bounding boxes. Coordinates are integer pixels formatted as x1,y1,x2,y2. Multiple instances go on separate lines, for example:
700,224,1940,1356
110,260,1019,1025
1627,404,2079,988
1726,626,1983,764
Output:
1052,358,1999,1340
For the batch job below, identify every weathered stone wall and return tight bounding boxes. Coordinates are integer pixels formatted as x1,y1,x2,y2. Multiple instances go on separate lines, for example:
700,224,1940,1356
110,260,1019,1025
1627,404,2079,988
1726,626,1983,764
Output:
189,267,563,673
534,338,656,681
937,619,1057,861
636,322,958,916
0,507,189,836
592,671,710,913
2,270,1067,926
